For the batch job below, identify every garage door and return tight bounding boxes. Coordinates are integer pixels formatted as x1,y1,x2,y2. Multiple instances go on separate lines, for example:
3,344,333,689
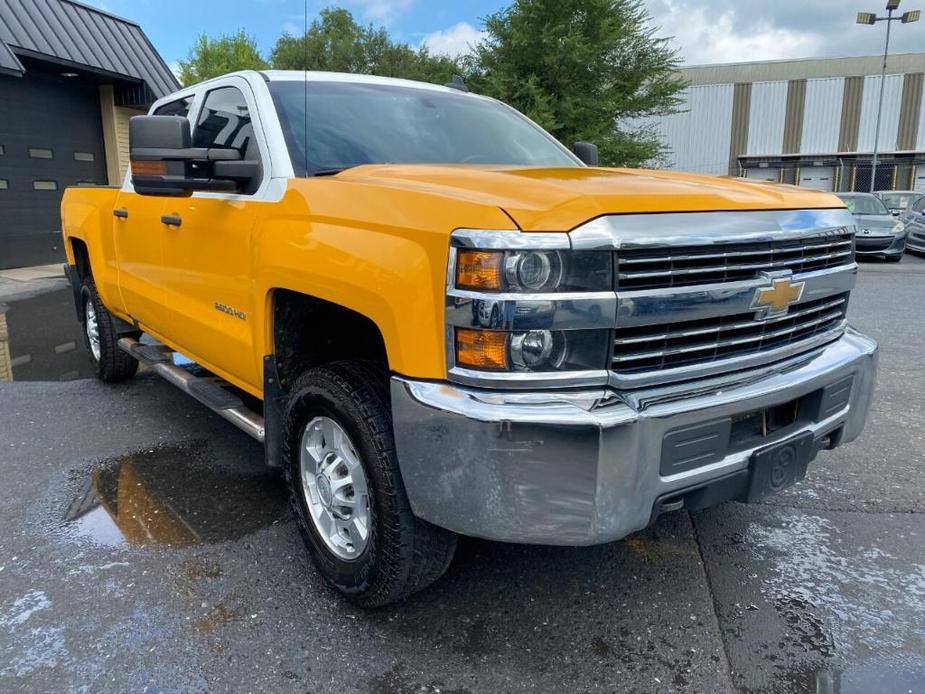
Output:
799,166,835,191
915,167,925,194
746,168,780,182
0,69,107,269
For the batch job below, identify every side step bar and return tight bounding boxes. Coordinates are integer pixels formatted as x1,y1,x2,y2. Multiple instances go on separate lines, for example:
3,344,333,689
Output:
118,337,265,443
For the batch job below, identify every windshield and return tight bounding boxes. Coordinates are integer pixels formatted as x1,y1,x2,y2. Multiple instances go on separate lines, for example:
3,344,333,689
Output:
269,80,579,175
879,193,916,210
837,194,889,216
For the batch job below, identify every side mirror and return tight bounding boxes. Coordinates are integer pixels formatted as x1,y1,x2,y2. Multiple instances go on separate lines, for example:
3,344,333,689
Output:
892,209,900,216
572,142,599,167
129,115,256,196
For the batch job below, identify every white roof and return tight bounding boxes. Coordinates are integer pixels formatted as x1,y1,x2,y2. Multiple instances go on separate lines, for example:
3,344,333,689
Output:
261,70,466,95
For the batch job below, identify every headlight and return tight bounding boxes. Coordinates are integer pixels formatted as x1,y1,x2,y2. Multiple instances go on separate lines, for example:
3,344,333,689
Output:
892,222,905,234
455,249,611,292
455,328,609,373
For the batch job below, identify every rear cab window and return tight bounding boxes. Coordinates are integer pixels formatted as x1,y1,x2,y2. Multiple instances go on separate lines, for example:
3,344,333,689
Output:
153,96,193,117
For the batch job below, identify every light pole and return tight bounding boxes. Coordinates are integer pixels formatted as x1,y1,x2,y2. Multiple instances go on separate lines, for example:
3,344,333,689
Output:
857,1,920,192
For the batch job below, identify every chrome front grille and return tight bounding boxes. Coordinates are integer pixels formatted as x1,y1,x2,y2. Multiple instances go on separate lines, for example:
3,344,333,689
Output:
612,293,849,375
615,233,855,291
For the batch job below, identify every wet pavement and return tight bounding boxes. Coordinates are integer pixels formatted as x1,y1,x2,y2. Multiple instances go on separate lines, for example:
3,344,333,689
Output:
0,257,924,692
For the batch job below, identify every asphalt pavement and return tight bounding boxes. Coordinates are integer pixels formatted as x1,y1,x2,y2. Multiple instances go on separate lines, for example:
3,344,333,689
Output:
0,257,923,693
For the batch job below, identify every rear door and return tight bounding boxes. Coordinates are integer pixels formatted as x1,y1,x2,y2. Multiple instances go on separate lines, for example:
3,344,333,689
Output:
158,79,266,390
904,196,925,249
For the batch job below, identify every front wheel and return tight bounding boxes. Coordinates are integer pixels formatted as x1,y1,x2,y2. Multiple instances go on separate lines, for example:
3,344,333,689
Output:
282,361,456,607
80,277,138,382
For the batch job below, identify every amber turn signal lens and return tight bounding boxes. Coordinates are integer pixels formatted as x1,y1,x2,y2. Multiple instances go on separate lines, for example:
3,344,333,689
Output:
456,250,503,290
456,329,508,370
131,160,167,176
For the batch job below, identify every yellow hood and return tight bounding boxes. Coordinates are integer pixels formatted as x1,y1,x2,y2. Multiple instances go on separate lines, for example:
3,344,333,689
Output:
335,165,845,232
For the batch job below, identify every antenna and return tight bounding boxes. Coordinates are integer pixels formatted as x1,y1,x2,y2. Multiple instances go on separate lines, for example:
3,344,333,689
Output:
303,0,308,176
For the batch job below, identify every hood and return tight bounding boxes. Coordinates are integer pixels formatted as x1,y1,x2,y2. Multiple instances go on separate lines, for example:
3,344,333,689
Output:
334,165,845,231
854,213,897,229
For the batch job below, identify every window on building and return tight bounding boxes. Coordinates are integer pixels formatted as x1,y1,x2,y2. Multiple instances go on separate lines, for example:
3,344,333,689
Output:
0,179,8,190
154,97,193,118
74,152,95,162
0,145,5,155
29,148,53,159
33,180,58,191
193,87,253,157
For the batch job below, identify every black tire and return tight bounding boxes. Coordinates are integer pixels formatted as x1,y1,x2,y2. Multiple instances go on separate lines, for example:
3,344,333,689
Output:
886,254,903,263
282,361,456,607
79,277,138,382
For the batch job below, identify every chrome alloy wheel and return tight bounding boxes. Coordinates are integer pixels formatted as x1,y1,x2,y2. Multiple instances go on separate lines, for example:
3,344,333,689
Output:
299,416,371,560
85,299,101,361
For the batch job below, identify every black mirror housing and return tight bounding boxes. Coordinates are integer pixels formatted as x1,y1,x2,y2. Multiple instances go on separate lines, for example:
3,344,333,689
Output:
572,142,599,167
129,115,245,196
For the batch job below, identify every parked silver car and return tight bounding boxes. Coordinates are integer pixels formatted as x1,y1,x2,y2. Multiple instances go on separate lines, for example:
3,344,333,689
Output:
836,192,906,262
875,190,922,216
899,193,925,255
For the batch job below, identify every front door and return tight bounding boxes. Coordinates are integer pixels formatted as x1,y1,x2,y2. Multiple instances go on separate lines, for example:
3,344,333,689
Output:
159,82,265,391
113,189,166,331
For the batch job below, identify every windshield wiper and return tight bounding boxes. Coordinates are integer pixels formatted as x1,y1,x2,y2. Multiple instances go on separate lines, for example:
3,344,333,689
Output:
311,167,348,177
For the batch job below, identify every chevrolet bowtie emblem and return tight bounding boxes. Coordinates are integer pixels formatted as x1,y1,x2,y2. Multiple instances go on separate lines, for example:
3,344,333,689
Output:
752,273,805,319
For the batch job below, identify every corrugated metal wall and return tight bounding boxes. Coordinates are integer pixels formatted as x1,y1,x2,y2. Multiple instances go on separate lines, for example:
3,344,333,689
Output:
652,84,734,175
801,78,844,154
857,74,904,152
917,90,925,150
746,81,788,155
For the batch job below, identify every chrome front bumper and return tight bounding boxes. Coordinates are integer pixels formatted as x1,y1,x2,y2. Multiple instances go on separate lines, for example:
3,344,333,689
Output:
391,328,878,545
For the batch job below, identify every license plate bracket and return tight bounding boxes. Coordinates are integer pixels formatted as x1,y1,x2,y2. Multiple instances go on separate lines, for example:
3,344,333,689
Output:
743,432,815,502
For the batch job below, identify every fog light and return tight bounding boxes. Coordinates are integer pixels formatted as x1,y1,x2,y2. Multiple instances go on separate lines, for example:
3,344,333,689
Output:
510,330,567,370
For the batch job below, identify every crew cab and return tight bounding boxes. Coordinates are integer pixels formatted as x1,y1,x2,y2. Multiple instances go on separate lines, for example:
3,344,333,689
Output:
61,71,878,607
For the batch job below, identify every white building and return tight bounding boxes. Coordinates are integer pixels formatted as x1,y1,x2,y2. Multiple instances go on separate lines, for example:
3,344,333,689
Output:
644,53,925,192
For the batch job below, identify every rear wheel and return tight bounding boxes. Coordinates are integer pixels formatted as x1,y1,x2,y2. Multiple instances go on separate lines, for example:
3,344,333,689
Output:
282,361,456,607
80,277,138,382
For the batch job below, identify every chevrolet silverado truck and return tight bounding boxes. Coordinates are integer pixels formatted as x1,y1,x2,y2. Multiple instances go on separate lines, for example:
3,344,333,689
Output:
61,71,878,607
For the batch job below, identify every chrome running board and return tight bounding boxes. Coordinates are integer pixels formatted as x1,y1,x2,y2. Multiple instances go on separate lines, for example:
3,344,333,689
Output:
118,337,265,442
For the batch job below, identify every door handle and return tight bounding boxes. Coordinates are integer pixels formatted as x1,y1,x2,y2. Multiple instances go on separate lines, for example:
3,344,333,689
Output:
113,208,128,219
161,214,182,227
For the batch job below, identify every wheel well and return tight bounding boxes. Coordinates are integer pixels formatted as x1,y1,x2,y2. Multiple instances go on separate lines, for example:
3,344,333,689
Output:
272,290,389,389
70,238,91,279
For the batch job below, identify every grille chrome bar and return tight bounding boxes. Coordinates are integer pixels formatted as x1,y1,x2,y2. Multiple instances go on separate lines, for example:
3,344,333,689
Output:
612,293,849,374
615,232,855,290
617,239,854,264
613,296,848,345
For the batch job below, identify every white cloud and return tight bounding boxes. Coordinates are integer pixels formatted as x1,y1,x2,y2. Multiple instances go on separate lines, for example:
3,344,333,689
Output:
649,1,819,64
345,0,417,24
282,21,301,35
420,22,486,59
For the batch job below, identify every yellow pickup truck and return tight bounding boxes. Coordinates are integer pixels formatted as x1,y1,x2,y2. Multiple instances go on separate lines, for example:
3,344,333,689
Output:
61,70,878,607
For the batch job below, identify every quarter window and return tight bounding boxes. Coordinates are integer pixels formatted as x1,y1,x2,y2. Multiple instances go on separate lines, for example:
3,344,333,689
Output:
154,97,193,117
193,87,253,157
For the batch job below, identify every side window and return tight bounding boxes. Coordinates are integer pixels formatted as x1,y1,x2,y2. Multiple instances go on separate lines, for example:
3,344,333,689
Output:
153,97,193,117
193,87,254,158
914,197,925,213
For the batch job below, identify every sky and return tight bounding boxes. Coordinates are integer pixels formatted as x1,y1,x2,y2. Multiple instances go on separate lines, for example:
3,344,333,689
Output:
82,0,925,74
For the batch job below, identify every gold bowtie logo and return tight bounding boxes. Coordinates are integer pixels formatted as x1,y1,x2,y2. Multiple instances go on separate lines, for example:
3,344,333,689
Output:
752,274,805,318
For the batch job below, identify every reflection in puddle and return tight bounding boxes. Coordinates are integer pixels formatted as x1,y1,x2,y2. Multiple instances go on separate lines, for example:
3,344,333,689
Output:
0,288,93,382
64,445,287,547
812,664,925,694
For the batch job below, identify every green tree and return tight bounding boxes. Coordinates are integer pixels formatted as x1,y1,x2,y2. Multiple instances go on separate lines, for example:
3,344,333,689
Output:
466,0,686,167
270,8,460,84
178,30,268,86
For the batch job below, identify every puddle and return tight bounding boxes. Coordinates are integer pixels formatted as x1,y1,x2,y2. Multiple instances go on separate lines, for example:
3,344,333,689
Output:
1,287,94,382
794,664,925,694
63,444,288,547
